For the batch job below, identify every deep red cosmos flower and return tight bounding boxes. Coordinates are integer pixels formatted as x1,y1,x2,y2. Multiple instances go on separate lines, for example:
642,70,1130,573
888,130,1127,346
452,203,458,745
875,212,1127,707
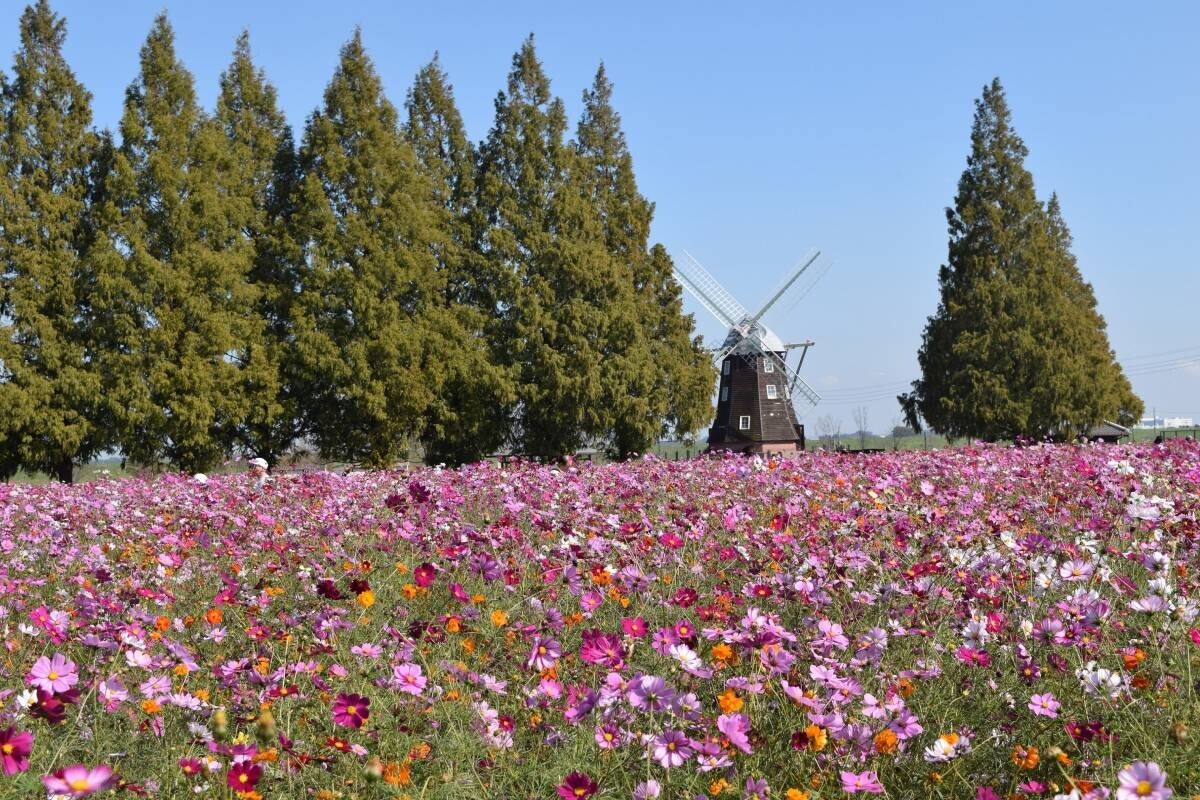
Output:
556,771,598,799
226,762,261,794
414,563,437,587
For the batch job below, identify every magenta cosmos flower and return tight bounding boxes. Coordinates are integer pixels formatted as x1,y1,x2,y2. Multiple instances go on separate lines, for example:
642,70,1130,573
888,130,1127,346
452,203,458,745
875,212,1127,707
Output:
556,771,598,799
621,617,648,637
1,726,33,775
41,764,114,797
841,770,885,794
579,629,625,668
413,562,437,587
331,692,370,729
28,653,78,694
1117,762,1172,800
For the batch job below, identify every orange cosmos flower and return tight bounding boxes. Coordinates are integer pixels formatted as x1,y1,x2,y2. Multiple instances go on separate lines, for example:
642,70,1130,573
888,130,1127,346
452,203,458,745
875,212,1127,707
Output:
1011,745,1039,770
874,729,898,754
718,689,744,713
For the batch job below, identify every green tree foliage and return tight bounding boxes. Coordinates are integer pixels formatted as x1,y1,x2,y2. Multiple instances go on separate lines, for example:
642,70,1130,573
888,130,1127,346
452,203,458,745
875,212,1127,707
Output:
215,32,301,466
105,15,264,472
900,78,1141,440
290,31,442,467
476,37,622,460
574,65,713,456
405,55,513,465
0,1,113,482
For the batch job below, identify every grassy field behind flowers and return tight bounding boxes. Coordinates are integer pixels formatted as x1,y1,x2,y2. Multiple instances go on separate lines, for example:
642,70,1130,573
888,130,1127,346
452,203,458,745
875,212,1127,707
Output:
1,442,1199,799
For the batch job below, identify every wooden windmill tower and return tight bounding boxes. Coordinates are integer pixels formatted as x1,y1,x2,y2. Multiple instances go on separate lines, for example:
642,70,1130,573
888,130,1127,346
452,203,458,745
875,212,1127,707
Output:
674,250,827,454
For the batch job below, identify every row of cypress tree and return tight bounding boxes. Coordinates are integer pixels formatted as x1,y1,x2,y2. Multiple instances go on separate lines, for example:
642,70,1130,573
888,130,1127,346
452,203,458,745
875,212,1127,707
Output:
0,2,715,480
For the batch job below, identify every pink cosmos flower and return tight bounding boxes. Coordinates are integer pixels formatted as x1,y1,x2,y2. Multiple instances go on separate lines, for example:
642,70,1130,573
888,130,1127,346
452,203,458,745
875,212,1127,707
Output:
0,726,33,775
1117,762,1172,800
331,692,370,728
717,713,753,754
841,770,885,794
527,636,562,671
41,764,114,797
393,663,427,695
650,729,692,768
28,653,78,694
816,619,850,650
1028,692,1061,718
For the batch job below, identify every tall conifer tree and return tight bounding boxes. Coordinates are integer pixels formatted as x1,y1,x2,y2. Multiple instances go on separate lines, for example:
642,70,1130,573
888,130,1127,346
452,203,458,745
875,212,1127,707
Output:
108,14,261,472
477,37,617,459
900,79,1141,439
290,31,442,466
0,0,113,482
574,65,712,456
405,55,513,465
215,32,300,465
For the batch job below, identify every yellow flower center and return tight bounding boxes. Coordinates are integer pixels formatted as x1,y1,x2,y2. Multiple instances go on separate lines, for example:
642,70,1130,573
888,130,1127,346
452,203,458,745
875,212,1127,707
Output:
1137,781,1152,796
239,773,249,784
1,743,12,754
575,790,586,798
69,779,91,791
47,671,59,681
346,706,357,715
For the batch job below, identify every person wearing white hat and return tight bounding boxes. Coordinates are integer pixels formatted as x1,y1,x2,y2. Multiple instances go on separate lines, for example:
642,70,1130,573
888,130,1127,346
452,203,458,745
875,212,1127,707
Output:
249,457,270,488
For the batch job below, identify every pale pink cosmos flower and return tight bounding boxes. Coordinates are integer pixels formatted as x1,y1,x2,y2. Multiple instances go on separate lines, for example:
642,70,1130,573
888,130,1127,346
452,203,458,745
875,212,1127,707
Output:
1116,762,1172,800
392,663,426,696
716,713,753,754
42,764,114,797
27,653,78,694
841,770,885,794
1028,692,1061,718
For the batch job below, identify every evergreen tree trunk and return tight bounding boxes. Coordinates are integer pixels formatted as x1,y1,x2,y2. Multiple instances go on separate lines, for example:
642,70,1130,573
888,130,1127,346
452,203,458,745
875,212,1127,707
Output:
55,455,74,484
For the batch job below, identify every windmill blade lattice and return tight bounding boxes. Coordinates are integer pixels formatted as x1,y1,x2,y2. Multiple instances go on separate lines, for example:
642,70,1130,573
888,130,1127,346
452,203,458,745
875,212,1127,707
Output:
675,250,748,329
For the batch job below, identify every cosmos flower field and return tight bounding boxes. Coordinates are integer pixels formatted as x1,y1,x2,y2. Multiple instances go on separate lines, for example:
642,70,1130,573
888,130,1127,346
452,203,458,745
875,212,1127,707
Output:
2,444,1199,800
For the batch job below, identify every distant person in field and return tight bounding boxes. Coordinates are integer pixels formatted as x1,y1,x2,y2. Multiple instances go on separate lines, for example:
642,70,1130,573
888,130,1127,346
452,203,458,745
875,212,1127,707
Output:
249,457,270,488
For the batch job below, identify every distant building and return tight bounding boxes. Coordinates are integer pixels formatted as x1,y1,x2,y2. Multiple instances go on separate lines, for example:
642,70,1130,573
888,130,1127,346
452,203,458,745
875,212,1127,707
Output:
1087,421,1130,444
1136,416,1195,429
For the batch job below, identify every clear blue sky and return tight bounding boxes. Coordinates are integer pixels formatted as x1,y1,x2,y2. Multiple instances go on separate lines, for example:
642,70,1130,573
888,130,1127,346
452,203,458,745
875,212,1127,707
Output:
7,0,1198,433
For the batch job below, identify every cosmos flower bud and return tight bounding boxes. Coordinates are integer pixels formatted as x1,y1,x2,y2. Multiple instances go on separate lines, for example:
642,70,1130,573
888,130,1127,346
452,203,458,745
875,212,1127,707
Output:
364,756,383,783
1171,721,1188,743
212,708,229,742
255,709,277,743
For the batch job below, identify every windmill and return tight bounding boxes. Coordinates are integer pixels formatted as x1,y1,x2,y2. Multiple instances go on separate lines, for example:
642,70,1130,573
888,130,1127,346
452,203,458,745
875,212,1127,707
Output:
674,249,829,454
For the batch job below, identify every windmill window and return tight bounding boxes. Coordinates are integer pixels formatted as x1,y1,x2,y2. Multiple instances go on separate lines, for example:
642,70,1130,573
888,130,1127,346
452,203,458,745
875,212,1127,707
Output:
720,386,729,402
764,360,774,373
722,361,730,375
739,415,751,430
766,384,778,399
